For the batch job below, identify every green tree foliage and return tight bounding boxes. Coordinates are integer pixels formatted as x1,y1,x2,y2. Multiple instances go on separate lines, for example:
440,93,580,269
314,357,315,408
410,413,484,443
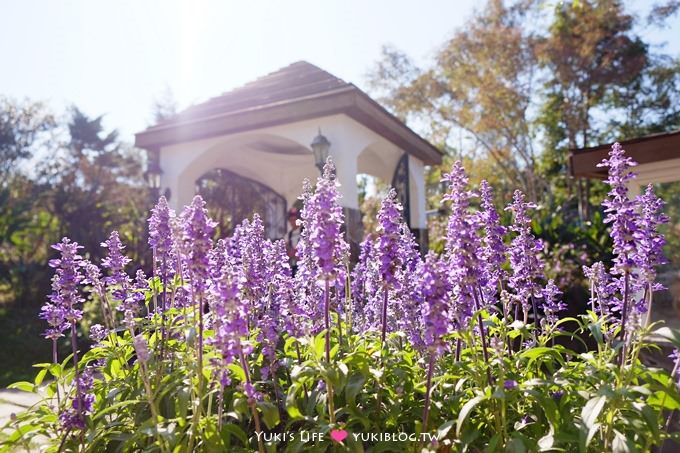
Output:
0,100,150,384
0,97,55,184
536,0,680,218
369,0,543,201
368,0,680,264
37,107,150,258
369,0,679,207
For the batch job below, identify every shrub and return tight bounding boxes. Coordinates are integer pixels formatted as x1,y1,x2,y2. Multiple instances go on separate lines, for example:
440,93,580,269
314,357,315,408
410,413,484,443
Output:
1,145,679,452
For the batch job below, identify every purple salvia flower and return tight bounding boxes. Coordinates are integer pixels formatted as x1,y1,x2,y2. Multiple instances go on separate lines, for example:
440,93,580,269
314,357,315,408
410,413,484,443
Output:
505,190,544,316
294,179,323,327
82,261,115,329
181,195,216,296
542,279,566,327
257,240,285,379
477,180,507,302
629,185,669,317
634,184,668,286
351,235,380,332
101,231,139,327
243,382,262,403
418,252,452,356
41,238,85,339
377,189,404,289
583,262,614,316
237,215,269,325
442,161,482,327
397,224,425,349
148,196,175,256
101,231,132,297
597,144,650,336
376,189,406,343
209,239,229,280
209,260,250,387
89,324,107,344
148,196,177,309
268,240,304,338
307,158,349,363
307,157,349,281
597,143,639,276
133,269,148,298
59,366,95,430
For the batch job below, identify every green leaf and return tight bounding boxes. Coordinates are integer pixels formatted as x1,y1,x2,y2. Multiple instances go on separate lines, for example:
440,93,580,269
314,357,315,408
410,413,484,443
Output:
456,395,486,436
519,346,559,361
650,327,680,349
612,430,630,453
582,395,606,430
257,401,280,429
227,363,247,383
34,368,48,386
345,373,365,407
221,423,248,447
7,381,34,393
437,419,454,440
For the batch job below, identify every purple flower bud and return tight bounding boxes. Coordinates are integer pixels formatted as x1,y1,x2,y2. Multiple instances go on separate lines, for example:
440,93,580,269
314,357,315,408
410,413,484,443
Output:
89,324,107,344
133,334,150,363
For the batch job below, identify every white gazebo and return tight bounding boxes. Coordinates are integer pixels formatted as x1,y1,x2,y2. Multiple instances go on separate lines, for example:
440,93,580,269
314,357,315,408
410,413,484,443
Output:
135,61,442,251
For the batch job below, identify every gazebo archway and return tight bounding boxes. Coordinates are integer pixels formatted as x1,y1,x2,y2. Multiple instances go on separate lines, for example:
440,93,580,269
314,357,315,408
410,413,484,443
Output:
197,168,288,239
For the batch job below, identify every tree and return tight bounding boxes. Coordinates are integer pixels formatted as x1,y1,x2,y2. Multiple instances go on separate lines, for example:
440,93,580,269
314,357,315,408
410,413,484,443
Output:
536,0,679,219
42,108,149,259
369,0,543,201
369,0,680,213
0,97,54,184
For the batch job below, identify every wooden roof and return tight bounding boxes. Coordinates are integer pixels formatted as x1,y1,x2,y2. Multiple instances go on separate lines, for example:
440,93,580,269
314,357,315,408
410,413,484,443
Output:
569,130,680,179
135,61,442,165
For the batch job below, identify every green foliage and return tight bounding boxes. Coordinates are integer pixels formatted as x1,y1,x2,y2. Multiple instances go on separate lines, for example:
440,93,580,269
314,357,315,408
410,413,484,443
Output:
0,99,151,385
2,294,679,451
369,0,680,232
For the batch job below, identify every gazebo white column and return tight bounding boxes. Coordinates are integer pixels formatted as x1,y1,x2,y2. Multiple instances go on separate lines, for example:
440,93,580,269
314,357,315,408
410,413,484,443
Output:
408,156,429,248
328,139,363,258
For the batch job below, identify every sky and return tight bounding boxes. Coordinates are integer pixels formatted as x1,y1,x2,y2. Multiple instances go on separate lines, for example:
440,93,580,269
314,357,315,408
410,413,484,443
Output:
1,1,678,143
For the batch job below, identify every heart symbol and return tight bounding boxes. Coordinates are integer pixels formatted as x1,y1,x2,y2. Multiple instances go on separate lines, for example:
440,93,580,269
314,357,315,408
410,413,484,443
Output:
330,429,348,443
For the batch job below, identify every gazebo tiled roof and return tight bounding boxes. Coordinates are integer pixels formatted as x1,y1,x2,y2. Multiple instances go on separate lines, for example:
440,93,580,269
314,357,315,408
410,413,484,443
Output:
135,61,442,165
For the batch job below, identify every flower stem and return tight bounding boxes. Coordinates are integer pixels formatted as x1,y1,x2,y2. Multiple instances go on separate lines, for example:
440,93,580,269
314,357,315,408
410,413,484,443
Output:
381,286,389,346
472,287,493,386
69,321,83,432
619,271,630,367
530,295,539,342
52,339,61,407
422,352,435,433
239,347,264,453
323,279,336,424
324,279,331,363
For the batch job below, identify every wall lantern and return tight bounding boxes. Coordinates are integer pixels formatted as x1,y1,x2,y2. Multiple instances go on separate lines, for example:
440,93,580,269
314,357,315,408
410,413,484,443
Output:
310,129,331,174
145,158,163,197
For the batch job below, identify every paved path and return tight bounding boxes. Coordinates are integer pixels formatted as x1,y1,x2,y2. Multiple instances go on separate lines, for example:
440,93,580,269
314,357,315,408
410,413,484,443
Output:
0,389,44,450
0,389,43,428
0,389,41,424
